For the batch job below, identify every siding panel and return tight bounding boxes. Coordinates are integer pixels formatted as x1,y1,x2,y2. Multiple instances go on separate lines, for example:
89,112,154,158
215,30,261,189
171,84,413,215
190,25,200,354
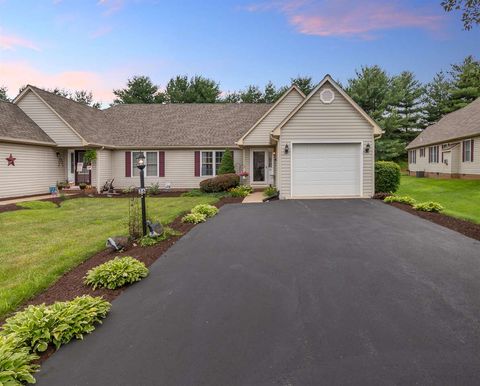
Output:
278,83,375,198
0,143,66,198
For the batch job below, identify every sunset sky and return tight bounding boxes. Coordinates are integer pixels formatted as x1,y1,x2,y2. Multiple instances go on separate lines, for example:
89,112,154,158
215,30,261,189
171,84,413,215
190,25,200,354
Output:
1,0,479,104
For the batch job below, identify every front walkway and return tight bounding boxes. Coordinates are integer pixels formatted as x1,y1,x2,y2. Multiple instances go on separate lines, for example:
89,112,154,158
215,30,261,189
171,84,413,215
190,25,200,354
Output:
242,191,264,203
37,200,480,385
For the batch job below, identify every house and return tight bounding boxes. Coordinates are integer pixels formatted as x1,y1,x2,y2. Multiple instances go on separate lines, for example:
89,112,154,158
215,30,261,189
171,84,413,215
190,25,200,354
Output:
0,75,382,200
406,98,480,179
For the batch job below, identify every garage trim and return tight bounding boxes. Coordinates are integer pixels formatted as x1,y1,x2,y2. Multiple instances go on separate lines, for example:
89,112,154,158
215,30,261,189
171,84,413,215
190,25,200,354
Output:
289,140,364,198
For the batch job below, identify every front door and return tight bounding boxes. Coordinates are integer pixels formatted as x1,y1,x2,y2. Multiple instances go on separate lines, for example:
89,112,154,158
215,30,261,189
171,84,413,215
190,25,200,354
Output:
251,150,273,184
75,150,91,185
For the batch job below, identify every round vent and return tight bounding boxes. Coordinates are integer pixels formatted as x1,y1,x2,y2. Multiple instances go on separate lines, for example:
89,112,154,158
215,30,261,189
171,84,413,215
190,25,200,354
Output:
320,88,335,104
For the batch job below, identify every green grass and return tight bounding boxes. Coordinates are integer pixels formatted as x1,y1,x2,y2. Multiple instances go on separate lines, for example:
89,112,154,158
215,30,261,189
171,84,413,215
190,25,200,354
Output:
0,196,217,317
397,176,480,224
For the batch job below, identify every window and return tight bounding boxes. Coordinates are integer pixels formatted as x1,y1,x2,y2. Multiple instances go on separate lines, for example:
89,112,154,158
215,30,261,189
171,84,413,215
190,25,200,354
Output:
201,150,224,176
409,150,416,164
420,148,425,157
132,151,158,177
463,139,474,162
428,146,439,163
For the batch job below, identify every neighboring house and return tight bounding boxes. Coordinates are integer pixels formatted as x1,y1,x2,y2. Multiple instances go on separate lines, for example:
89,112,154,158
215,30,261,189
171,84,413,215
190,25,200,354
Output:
406,98,480,179
0,75,382,199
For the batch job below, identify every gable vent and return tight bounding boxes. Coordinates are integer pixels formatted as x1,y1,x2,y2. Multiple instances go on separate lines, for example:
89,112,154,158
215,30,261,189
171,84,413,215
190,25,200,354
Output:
320,88,335,104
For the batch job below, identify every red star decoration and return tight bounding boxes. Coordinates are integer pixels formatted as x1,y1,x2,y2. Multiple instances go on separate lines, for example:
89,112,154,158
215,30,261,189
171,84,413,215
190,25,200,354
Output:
6,153,16,166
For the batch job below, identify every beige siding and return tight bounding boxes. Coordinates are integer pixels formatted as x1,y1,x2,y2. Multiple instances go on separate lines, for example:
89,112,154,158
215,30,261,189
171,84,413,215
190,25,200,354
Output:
17,91,83,146
0,143,66,198
243,90,304,146
459,136,480,175
111,149,243,189
278,83,375,199
96,150,113,191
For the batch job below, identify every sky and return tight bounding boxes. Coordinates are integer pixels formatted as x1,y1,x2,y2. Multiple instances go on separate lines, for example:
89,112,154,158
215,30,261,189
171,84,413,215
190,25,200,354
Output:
0,0,479,105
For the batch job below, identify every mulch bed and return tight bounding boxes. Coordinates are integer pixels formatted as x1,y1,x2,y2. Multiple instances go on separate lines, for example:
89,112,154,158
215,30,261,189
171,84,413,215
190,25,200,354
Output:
3,196,242,363
386,202,480,241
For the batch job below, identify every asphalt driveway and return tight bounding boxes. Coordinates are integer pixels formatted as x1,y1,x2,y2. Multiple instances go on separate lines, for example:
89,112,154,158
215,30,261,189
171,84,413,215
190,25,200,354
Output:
37,200,480,386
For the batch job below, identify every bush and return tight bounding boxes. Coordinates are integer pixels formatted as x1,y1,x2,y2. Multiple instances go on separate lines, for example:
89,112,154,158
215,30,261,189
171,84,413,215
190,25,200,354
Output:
375,161,401,193
372,192,392,200
217,149,235,175
0,335,39,385
384,195,416,206
122,186,135,194
1,296,111,352
200,173,239,193
147,182,161,195
263,186,278,197
229,185,253,197
413,201,444,213
84,256,149,290
182,212,207,224
191,204,218,218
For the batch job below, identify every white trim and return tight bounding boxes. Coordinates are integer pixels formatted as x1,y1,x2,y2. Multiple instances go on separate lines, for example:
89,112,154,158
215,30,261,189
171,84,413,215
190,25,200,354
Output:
200,150,225,177
236,85,306,146
289,141,364,198
131,150,160,177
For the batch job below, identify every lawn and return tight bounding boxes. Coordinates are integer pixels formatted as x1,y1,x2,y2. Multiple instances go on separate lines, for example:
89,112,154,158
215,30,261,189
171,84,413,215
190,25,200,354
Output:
397,176,480,224
0,196,217,317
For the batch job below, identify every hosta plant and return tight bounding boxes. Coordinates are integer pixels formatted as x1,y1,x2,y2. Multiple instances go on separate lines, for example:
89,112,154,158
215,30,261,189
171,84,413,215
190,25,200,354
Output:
384,195,416,206
84,256,149,290
413,201,444,213
181,212,207,224
191,204,218,218
229,185,253,197
1,296,111,352
0,335,39,385
139,227,182,247
263,186,278,197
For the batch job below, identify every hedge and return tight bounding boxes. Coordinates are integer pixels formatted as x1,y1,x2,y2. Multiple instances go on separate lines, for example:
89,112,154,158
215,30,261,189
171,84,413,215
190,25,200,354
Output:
200,173,239,193
375,161,401,193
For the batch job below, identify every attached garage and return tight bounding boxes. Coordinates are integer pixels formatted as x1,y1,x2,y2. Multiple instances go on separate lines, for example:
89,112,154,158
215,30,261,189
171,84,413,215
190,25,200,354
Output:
291,143,362,197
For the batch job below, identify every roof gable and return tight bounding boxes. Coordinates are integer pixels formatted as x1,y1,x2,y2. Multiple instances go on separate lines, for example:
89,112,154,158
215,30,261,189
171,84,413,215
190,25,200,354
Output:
272,75,383,136
407,97,480,149
236,85,305,145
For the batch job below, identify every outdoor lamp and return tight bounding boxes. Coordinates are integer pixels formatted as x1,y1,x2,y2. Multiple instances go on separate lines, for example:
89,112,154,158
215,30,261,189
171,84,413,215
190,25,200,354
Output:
284,144,289,154
136,153,146,169
365,143,371,153
136,153,147,236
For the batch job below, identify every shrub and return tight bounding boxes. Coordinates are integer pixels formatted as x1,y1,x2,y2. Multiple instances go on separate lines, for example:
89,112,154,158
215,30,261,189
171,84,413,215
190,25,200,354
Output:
372,192,392,200
147,182,161,195
84,256,149,290
200,173,239,193
384,195,416,205
122,186,135,194
375,161,401,193
191,204,218,218
0,296,111,352
0,335,39,385
182,212,207,224
413,201,444,213
229,185,253,197
217,149,235,175
263,186,278,197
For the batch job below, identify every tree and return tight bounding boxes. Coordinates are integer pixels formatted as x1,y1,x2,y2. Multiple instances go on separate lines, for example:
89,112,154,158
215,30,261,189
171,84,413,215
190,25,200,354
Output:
238,85,264,103
217,149,235,174
164,75,220,103
222,92,241,103
263,81,281,103
441,0,480,30
113,75,159,104
423,71,452,126
0,86,10,102
290,76,315,95
71,90,101,109
446,55,480,111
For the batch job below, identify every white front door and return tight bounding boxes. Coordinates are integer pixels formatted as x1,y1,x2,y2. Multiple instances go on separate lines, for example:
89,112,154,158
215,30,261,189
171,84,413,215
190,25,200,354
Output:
291,143,361,197
251,150,272,185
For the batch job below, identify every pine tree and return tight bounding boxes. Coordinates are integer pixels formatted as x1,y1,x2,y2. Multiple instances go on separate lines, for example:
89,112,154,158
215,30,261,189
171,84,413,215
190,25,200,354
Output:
423,71,451,126
446,55,480,112
217,149,235,174
0,86,9,102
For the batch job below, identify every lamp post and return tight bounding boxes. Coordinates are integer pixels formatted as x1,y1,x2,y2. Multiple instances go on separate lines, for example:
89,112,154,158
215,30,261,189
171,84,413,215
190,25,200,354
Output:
136,153,147,236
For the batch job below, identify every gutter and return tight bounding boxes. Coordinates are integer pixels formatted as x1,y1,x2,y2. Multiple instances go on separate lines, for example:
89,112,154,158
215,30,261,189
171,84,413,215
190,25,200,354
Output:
0,136,58,147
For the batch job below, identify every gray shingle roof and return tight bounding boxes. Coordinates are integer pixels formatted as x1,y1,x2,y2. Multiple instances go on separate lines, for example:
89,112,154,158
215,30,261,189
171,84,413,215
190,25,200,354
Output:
0,101,55,144
407,98,480,149
27,86,272,147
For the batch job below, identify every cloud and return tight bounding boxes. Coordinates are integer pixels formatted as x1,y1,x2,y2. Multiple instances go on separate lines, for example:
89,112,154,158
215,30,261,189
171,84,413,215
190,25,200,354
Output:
90,25,113,38
98,0,124,15
244,0,444,39
1,61,120,104
0,29,40,51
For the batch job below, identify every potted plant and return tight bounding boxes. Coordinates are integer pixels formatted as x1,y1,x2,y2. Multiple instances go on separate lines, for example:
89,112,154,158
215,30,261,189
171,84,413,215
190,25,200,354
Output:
79,183,87,190
238,171,249,180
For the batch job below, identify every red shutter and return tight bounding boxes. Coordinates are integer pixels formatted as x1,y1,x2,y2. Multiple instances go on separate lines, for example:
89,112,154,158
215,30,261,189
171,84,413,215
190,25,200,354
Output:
194,151,200,177
462,142,465,162
125,151,131,177
159,151,165,177
471,139,474,162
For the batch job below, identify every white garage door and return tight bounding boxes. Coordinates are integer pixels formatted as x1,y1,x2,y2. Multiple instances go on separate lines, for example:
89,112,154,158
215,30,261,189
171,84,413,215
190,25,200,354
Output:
292,143,361,197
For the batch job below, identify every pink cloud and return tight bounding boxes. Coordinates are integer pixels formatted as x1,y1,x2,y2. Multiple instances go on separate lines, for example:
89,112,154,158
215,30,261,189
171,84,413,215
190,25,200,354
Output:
0,30,40,51
98,0,124,15
1,61,119,104
245,0,444,39
90,25,113,38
